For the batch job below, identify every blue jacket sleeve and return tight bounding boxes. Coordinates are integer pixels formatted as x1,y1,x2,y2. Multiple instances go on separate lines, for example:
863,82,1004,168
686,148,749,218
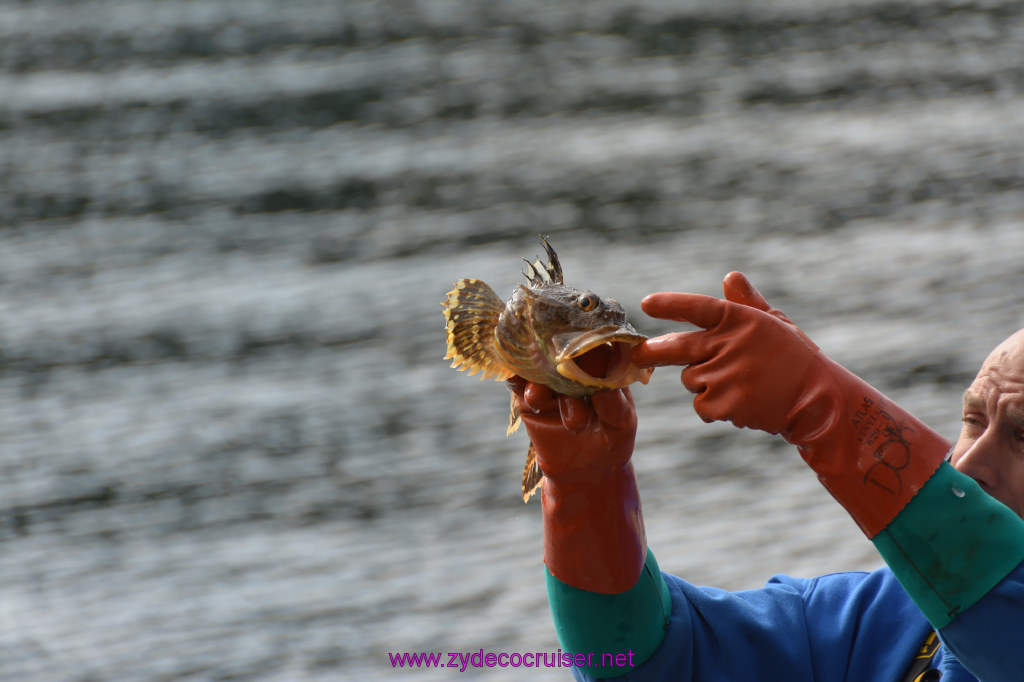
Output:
938,559,1024,681
569,567,932,681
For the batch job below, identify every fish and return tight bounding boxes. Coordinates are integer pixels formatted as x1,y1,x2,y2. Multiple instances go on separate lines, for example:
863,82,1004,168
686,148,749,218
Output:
441,236,653,502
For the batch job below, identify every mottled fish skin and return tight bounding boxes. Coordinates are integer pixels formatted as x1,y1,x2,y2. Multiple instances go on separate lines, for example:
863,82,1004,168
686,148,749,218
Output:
442,236,652,502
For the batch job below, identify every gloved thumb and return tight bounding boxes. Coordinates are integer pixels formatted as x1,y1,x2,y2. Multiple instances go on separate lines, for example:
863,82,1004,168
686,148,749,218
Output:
722,271,771,311
722,271,819,352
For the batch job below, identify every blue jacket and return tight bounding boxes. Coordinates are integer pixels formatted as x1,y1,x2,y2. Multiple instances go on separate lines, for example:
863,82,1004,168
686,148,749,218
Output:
574,561,1024,681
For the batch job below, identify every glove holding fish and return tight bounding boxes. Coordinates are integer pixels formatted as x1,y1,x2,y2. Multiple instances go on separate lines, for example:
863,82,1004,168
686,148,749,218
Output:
442,237,653,502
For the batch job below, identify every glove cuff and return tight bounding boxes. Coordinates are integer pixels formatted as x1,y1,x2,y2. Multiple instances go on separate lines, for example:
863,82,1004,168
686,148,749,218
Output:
787,357,950,538
542,463,647,594
546,548,671,678
873,461,1024,627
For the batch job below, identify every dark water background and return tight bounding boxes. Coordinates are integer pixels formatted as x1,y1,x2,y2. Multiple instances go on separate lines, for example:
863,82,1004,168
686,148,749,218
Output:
4,0,1024,680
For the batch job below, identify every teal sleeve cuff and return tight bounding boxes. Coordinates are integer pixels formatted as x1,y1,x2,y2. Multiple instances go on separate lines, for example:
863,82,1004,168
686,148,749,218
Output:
545,548,671,679
872,461,1024,628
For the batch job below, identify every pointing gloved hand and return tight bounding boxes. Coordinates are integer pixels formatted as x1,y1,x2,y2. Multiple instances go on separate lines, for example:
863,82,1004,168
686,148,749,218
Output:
507,377,645,594
631,272,951,537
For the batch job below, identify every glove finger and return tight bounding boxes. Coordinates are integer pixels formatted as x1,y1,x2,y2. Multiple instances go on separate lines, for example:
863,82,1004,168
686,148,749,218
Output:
687,367,744,425
691,389,731,425
519,407,568,433
721,273,818,350
631,330,709,368
558,394,591,434
679,364,708,396
523,382,557,413
640,292,727,330
505,375,527,397
722,271,771,311
591,388,635,430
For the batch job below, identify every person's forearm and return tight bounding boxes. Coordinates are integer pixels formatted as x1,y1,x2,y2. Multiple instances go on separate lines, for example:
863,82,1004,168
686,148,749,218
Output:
546,549,671,679
542,464,646,594
539,451,662,678
872,460,1024,628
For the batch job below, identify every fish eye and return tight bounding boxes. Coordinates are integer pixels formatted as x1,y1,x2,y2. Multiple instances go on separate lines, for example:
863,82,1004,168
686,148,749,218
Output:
578,293,599,311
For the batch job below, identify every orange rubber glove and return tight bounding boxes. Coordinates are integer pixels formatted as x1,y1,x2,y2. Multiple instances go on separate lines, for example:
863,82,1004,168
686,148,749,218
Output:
508,377,646,594
630,272,950,537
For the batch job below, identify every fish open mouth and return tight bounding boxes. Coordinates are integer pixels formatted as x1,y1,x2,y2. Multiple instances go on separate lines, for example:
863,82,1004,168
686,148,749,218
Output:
552,327,653,390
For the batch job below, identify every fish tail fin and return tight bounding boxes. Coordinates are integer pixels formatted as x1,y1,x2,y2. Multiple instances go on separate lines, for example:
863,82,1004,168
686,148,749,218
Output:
442,278,514,381
522,442,544,502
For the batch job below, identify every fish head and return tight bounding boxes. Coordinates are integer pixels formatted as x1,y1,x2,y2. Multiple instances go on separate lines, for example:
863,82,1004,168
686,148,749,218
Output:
494,281,652,396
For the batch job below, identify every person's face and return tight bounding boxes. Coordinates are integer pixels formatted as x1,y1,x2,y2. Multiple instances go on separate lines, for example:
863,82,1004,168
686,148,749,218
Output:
950,330,1024,519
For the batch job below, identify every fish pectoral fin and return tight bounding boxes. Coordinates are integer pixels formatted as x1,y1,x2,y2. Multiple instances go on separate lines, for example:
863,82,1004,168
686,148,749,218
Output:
442,278,514,381
507,393,522,435
522,443,545,503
